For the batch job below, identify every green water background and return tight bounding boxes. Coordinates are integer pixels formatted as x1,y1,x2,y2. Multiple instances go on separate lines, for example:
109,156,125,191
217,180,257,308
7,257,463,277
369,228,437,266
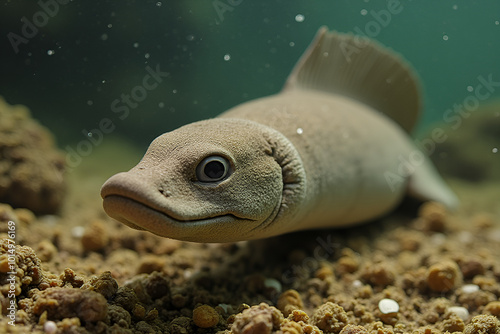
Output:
1,0,499,152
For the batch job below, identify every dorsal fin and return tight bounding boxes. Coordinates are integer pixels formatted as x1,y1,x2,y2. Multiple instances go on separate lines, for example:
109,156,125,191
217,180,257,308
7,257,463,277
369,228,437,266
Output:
283,27,421,133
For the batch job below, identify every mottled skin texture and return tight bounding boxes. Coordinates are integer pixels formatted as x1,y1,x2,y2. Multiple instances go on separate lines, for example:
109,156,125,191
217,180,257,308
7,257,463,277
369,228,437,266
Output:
101,28,458,243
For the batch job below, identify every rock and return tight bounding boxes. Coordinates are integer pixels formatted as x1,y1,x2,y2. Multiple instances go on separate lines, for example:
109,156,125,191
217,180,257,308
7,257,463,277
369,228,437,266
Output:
0,97,65,214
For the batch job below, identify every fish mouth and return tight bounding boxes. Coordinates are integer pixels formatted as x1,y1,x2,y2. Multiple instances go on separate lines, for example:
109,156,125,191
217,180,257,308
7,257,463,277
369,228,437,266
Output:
102,194,255,242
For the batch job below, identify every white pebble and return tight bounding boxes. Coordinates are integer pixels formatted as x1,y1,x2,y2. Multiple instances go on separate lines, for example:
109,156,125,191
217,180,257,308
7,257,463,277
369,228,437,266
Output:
264,278,282,293
461,284,480,293
448,306,469,320
71,226,85,238
378,298,399,314
296,127,303,134
352,280,363,288
44,321,57,334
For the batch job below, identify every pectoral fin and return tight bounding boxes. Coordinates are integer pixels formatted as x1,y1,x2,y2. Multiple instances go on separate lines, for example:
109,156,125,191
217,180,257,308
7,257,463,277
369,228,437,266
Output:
407,157,459,210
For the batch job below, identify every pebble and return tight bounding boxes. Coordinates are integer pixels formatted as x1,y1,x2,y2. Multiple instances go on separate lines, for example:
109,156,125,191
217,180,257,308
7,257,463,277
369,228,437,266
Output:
192,305,219,328
448,306,469,320
43,321,57,334
378,298,399,314
460,284,480,294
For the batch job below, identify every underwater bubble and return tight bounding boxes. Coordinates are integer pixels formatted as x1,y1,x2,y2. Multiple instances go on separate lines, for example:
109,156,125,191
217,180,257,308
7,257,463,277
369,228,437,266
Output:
289,41,295,47
101,80,106,84
223,54,231,61
443,34,449,41
295,14,305,22
493,147,498,153
172,89,177,94
107,23,112,28
378,298,399,314
144,53,150,59
156,1,162,7
133,42,139,48
47,50,55,55
360,9,368,16
296,128,303,134
467,86,474,92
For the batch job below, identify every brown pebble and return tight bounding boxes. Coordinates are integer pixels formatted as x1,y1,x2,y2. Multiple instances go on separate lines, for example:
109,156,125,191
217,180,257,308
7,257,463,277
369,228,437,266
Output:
35,240,57,262
231,303,283,334
81,220,109,252
91,271,118,299
360,263,394,286
441,314,465,332
137,255,165,274
33,287,107,322
193,304,219,328
339,324,369,334
427,260,462,292
311,302,348,334
484,301,500,317
14,208,35,224
417,201,448,232
463,315,500,334
277,289,304,317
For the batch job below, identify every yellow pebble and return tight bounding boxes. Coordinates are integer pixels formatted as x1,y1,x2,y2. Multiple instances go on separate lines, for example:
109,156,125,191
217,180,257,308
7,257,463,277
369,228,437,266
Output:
193,305,219,328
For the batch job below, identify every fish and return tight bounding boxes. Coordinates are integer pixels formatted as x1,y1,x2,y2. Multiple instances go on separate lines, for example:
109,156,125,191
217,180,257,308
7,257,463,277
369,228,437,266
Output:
100,27,458,243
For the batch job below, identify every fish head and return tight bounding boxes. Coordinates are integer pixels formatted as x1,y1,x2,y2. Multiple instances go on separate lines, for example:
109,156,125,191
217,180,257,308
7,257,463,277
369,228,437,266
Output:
100,118,305,242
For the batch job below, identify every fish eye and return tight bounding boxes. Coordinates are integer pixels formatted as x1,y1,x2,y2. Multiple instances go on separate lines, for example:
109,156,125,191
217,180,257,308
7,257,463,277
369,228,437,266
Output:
196,156,231,182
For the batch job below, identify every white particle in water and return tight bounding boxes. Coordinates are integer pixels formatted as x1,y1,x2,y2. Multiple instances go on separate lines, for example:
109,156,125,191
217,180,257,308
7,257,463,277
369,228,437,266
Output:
495,20,499,25
296,127,303,134
223,54,231,61
448,306,469,320
158,102,165,108
101,33,108,41
87,100,93,106
493,147,498,153
156,1,162,7
360,9,368,16
144,53,150,59
289,41,295,47
378,298,399,314
172,89,177,94
186,34,194,41
452,4,458,10
443,34,449,41
133,42,139,48
47,50,55,55
295,14,305,22
467,85,474,92
107,23,112,28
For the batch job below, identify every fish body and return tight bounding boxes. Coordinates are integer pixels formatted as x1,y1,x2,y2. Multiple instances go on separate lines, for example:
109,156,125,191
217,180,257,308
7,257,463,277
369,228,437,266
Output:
101,27,458,242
